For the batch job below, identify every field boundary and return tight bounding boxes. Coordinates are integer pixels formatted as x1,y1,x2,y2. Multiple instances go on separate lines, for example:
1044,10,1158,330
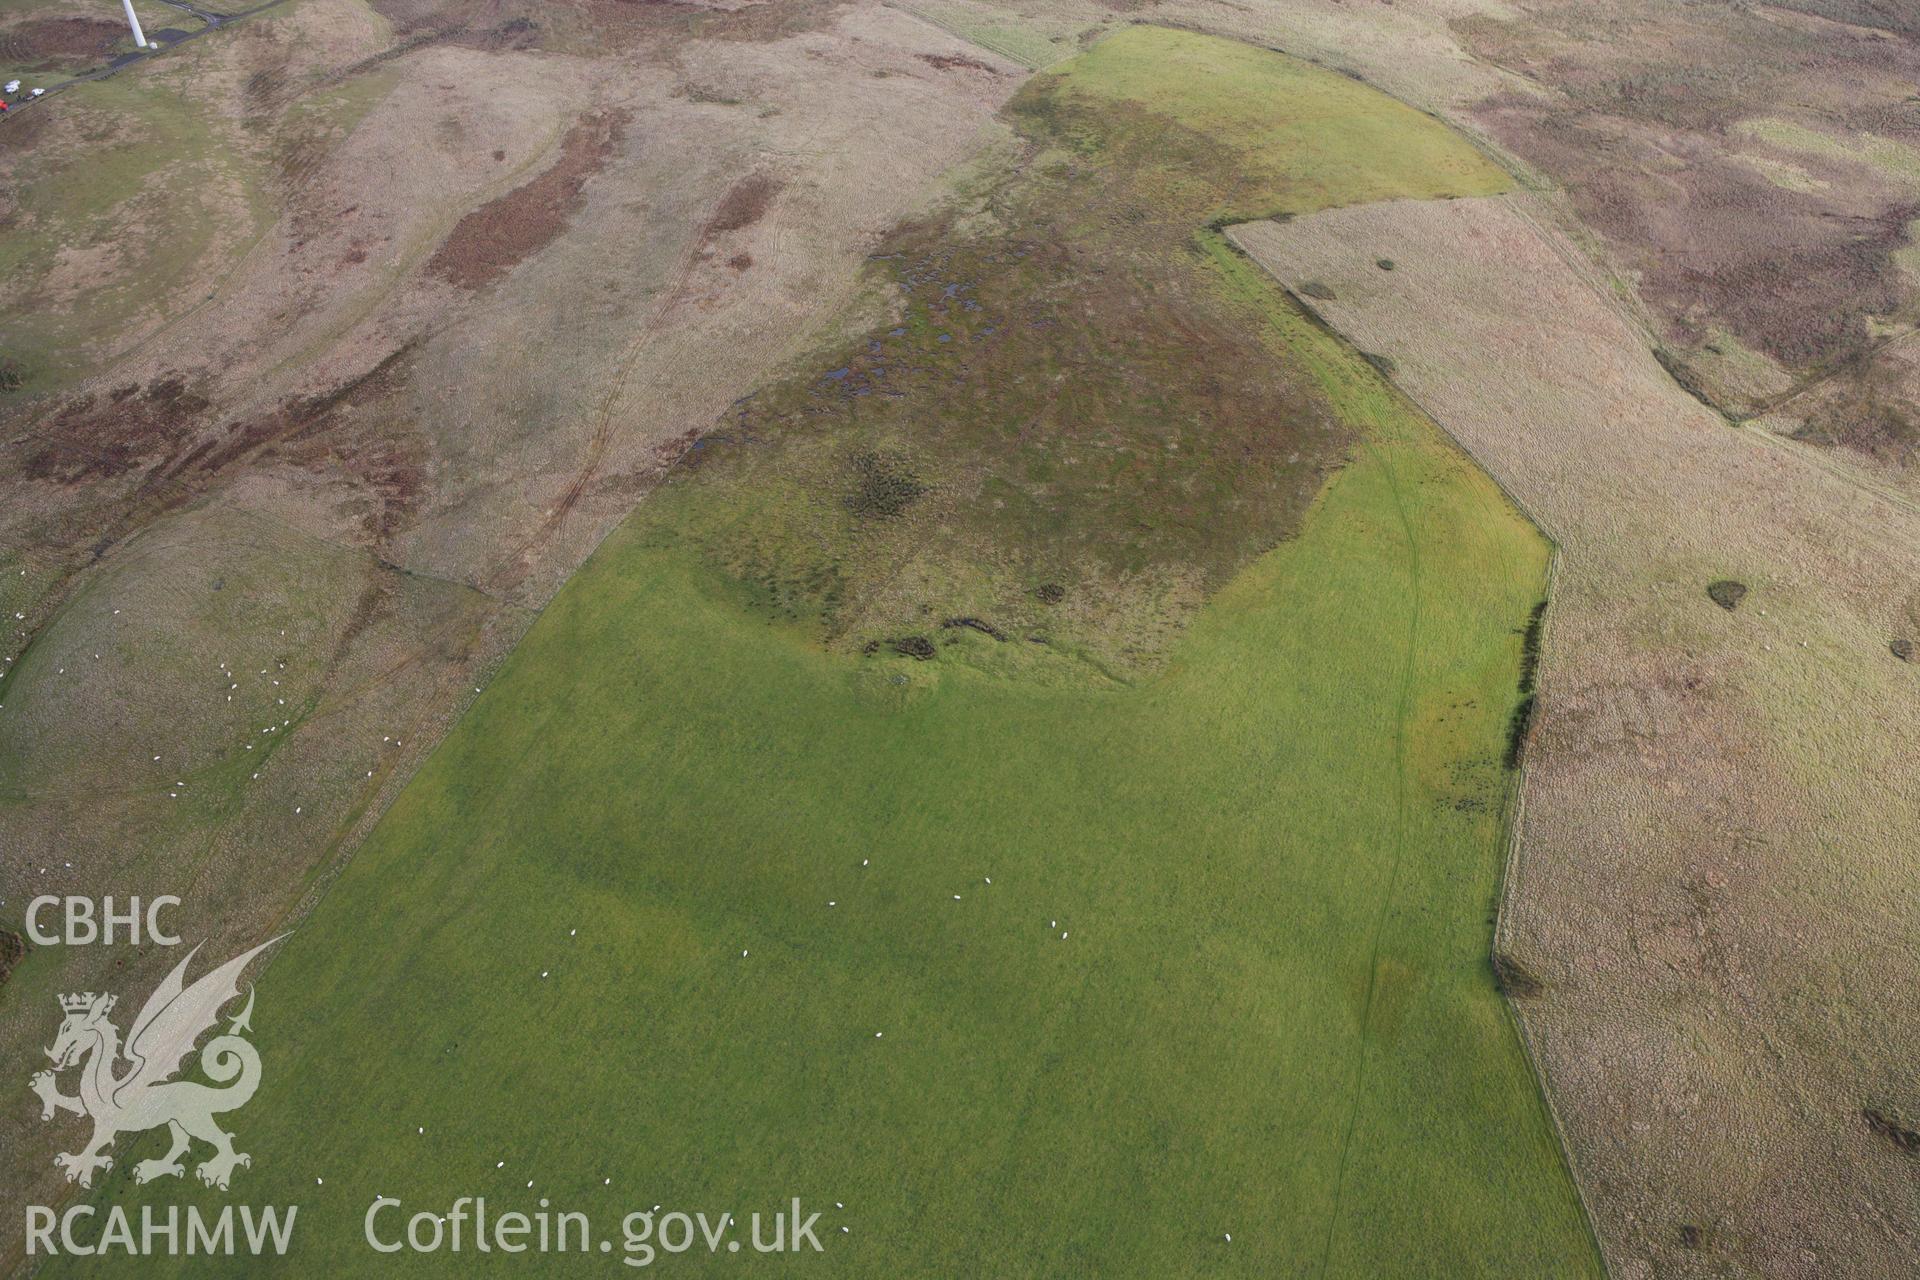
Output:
1488,546,1617,1278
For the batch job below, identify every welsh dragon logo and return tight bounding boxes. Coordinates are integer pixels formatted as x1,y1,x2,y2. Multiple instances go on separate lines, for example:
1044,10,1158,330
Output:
30,938,281,1191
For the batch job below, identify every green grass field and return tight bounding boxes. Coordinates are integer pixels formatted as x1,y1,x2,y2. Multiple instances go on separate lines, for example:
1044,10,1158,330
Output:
59,28,1600,1276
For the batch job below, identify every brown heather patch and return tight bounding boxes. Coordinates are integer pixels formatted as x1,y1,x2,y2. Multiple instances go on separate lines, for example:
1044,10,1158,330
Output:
679,87,1347,669
704,173,781,237
167,343,416,480
0,17,123,67
427,108,629,290
1791,350,1920,467
1456,1,1920,383
1474,91,1920,374
0,929,23,988
23,375,211,484
918,52,998,74
169,342,428,543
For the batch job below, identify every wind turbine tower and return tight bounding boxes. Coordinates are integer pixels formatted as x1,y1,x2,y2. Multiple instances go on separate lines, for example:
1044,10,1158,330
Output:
121,0,150,49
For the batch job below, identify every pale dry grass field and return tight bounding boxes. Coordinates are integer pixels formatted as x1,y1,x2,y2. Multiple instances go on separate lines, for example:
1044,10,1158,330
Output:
1237,197,1920,1279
